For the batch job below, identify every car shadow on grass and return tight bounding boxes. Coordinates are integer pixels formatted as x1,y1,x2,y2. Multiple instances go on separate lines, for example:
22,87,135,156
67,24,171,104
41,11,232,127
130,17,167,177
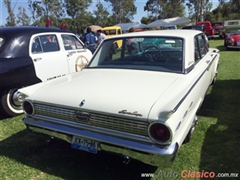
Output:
198,79,240,179
216,45,240,52
0,128,157,180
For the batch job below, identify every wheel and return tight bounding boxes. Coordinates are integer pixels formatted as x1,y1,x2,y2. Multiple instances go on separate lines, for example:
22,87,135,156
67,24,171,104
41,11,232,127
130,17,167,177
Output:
0,88,25,116
184,126,195,143
183,116,198,143
210,72,218,86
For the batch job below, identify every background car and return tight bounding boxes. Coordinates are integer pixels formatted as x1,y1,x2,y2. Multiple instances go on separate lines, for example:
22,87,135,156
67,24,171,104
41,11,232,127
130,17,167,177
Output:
212,21,223,35
0,26,92,116
182,25,204,32
220,19,240,38
224,30,240,50
19,30,219,167
196,21,215,39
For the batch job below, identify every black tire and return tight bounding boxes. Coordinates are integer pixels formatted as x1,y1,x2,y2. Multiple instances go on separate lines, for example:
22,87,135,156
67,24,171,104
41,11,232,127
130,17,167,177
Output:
183,126,195,144
210,72,218,86
0,88,24,117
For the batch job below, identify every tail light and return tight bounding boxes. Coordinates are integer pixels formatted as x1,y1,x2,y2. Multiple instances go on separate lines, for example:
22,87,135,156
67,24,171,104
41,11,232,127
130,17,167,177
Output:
23,100,34,116
148,122,171,144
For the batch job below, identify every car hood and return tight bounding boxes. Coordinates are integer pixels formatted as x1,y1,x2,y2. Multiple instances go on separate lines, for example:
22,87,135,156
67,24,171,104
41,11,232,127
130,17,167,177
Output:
227,34,240,40
20,69,179,119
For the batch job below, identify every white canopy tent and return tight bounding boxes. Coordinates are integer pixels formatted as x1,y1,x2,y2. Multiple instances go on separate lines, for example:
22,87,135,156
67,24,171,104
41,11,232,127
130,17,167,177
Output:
146,17,191,28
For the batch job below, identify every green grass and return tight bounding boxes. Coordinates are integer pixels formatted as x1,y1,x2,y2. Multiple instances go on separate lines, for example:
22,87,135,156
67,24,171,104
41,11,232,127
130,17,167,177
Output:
1,39,240,180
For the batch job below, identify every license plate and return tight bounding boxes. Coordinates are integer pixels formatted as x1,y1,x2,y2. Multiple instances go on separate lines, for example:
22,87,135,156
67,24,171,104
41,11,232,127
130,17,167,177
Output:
237,41,240,46
71,136,98,154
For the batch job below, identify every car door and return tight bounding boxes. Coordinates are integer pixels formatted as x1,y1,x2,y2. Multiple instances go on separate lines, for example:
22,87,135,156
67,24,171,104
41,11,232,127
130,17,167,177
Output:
60,34,92,72
194,34,213,90
29,33,69,81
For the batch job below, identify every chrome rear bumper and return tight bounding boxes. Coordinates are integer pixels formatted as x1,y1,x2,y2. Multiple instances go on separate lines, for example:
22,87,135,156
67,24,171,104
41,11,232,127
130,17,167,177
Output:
23,117,179,167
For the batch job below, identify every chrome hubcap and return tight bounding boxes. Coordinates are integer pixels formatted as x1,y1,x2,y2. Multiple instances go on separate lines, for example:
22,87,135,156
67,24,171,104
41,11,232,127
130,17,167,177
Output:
11,90,24,106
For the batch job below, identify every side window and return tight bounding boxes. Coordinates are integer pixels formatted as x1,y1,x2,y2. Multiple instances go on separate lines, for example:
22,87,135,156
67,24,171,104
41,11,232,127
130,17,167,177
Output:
71,36,84,49
194,37,201,62
39,35,60,52
197,35,208,57
31,37,43,53
61,35,84,50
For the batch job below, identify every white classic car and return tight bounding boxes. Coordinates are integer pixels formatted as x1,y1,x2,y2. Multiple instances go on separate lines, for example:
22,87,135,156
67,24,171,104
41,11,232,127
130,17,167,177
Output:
19,30,220,167
0,27,92,116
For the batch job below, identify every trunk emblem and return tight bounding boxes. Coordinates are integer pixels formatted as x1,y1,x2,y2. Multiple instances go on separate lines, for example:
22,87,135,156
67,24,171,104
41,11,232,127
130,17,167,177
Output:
118,110,142,117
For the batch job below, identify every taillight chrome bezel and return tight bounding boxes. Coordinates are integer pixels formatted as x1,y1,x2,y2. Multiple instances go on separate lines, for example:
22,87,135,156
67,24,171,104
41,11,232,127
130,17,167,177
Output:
148,121,172,145
23,100,35,116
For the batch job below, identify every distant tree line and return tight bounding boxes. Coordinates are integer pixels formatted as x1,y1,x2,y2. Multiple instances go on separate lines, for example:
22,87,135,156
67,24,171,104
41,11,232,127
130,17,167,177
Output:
2,0,240,33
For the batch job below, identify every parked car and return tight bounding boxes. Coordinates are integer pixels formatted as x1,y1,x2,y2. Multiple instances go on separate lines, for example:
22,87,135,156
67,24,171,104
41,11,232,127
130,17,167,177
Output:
220,19,240,38
0,26,92,116
224,30,240,50
19,30,220,167
162,25,177,30
101,25,123,53
182,25,204,32
196,21,215,39
212,21,223,35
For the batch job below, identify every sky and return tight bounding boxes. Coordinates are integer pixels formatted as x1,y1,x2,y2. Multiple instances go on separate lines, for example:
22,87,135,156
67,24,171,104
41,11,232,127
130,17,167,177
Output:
0,0,221,26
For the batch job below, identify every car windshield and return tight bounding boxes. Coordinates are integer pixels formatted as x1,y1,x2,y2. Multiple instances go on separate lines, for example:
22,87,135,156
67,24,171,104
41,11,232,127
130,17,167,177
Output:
87,36,183,73
229,30,240,35
0,37,4,49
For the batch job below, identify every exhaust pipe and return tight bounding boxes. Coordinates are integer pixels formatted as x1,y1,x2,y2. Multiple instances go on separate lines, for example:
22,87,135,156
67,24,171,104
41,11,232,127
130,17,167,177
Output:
122,156,131,165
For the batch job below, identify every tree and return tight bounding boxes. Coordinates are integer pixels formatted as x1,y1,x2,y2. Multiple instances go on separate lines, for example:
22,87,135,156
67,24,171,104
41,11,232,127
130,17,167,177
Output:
4,0,16,26
104,0,137,24
64,0,92,32
144,0,185,20
140,16,155,24
28,0,65,27
16,7,31,26
186,0,212,22
93,2,109,27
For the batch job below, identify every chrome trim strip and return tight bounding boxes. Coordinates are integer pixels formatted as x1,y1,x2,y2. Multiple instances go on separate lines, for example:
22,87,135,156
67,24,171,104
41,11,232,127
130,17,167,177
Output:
173,54,218,113
184,64,194,74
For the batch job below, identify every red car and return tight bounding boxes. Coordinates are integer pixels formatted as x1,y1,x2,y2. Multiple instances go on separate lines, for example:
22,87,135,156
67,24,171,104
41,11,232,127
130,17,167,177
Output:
196,21,215,39
225,30,240,50
212,22,223,35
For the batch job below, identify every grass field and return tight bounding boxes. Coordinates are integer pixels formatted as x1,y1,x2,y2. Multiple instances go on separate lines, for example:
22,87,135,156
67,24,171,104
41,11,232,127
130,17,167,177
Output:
0,38,240,180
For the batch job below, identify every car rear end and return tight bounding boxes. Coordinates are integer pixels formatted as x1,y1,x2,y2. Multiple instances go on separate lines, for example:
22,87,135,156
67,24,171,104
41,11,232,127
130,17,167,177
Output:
212,22,223,35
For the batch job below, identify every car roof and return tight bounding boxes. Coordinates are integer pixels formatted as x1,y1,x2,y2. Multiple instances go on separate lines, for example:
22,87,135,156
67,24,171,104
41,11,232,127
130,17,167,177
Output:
0,26,69,35
109,30,202,39
0,26,70,58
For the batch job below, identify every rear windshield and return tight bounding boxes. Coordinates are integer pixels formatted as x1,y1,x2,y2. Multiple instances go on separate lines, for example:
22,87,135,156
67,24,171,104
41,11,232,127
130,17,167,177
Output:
87,37,184,73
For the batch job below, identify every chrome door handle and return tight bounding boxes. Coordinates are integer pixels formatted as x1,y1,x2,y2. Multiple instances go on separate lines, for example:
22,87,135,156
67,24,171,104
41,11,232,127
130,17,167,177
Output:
33,58,42,62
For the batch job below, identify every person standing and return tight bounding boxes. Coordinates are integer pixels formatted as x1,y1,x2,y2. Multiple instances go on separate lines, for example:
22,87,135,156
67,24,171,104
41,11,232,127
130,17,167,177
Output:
97,29,106,45
85,27,97,54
